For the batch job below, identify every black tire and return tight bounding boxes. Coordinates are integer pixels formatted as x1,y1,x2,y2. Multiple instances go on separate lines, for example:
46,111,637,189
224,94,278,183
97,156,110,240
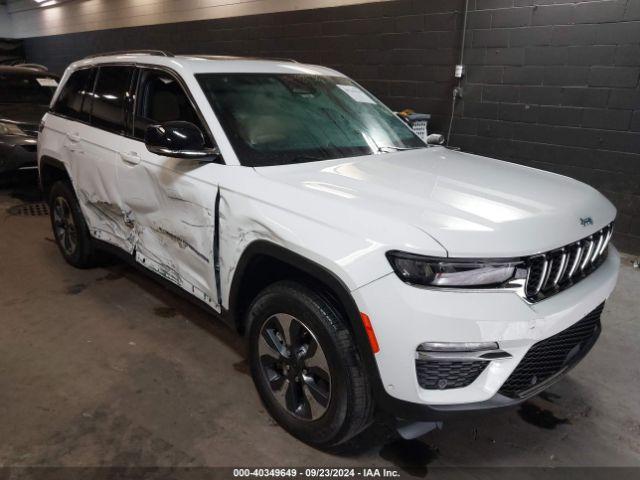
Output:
48,180,96,268
246,280,373,449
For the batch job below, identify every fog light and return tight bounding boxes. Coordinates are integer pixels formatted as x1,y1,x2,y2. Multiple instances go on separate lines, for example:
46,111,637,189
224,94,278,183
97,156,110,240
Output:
417,342,499,352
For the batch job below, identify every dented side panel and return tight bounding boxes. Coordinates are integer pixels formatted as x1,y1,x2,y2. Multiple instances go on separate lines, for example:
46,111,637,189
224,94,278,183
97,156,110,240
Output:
217,189,381,310
42,114,221,310
215,169,447,310
63,120,137,254
43,114,159,261
117,136,220,310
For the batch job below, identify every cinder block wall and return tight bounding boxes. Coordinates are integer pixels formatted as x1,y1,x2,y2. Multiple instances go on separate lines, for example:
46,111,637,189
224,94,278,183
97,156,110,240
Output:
21,0,640,252
451,0,640,253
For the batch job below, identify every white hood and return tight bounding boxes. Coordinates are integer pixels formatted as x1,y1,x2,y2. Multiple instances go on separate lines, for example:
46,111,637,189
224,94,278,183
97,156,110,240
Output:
255,147,616,258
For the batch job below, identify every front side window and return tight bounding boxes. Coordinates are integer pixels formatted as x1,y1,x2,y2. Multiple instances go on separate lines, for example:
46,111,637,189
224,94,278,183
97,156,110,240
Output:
134,69,206,141
91,66,134,133
52,68,93,120
196,73,425,167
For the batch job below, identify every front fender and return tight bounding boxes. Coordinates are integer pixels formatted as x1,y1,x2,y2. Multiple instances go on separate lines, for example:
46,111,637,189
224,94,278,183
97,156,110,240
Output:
217,188,445,307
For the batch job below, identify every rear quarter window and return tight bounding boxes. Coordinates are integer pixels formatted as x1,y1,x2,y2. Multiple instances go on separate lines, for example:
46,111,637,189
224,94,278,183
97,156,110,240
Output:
52,68,94,121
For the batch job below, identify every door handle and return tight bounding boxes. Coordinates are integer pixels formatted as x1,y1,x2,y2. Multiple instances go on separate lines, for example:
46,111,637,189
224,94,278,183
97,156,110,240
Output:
120,151,141,165
66,132,81,143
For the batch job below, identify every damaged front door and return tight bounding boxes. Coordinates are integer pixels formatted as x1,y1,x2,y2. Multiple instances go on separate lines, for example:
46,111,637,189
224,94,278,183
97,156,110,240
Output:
116,67,220,309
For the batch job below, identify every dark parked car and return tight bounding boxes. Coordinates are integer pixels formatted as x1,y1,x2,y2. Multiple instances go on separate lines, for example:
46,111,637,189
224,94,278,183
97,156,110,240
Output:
0,65,59,174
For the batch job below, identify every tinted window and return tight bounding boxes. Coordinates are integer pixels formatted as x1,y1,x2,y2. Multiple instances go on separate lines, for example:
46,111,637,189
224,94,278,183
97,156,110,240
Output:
80,69,96,119
134,69,205,141
0,73,58,104
91,66,134,133
53,68,93,120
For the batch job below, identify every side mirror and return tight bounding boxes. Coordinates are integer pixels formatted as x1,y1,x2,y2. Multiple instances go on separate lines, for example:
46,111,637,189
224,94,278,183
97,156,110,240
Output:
427,133,445,145
145,121,219,160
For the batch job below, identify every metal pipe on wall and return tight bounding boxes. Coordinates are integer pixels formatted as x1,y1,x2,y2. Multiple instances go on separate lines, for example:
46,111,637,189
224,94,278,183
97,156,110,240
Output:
446,0,469,147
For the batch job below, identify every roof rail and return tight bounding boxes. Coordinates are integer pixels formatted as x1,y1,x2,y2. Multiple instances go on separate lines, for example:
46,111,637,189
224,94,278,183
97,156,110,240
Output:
183,54,298,63
83,50,174,59
260,57,299,63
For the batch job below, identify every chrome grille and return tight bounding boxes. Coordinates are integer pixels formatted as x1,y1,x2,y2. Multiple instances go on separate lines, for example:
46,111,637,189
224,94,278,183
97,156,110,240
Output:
524,223,613,302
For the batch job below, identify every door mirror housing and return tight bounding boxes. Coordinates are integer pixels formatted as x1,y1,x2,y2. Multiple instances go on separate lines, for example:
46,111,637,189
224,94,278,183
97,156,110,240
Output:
145,121,220,160
427,133,445,145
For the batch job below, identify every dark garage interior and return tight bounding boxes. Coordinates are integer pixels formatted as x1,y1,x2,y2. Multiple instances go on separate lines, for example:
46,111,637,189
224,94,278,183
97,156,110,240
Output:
1,0,639,478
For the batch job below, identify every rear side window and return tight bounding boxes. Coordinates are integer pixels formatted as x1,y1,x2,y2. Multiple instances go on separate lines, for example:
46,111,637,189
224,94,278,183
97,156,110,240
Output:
53,68,94,121
91,66,134,134
133,69,206,141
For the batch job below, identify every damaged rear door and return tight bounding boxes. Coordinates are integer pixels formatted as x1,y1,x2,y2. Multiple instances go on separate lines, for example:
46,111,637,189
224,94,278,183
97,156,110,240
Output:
73,65,137,252
116,67,220,309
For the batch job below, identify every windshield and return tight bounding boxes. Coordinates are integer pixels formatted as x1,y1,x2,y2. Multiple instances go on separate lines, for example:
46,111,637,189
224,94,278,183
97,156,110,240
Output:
0,74,57,104
196,73,426,167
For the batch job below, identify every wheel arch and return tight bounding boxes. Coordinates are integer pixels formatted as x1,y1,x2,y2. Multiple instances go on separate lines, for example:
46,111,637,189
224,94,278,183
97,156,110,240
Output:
228,240,384,396
39,155,72,197
230,242,351,331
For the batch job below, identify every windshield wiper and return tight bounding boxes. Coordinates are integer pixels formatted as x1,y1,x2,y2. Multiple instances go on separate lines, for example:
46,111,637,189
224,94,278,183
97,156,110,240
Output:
376,145,425,153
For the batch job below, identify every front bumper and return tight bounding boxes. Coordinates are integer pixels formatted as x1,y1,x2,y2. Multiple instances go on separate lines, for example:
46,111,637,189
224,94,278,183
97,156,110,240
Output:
352,246,620,417
0,136,38,173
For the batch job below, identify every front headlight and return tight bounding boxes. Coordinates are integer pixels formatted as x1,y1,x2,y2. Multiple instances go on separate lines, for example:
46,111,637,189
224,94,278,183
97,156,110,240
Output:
386,251,527,288
0,121,25,136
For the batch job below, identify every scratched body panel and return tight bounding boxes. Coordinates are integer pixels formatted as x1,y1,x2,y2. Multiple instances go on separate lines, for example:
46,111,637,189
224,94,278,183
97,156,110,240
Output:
117,136,219,308
41,118,219,310
56,118,136,253
215,167,445,311
43,119,138,254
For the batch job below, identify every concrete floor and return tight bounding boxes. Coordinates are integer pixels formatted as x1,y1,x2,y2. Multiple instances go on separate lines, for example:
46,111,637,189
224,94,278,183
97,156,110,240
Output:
1,171,639,476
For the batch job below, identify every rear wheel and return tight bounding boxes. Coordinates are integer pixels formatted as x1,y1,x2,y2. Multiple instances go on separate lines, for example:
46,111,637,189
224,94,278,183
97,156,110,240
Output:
247,281,373,449
48,181,96,268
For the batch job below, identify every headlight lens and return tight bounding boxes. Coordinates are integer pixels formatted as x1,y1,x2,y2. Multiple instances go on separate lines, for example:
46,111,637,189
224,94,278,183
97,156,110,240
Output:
386,251,526,288
0,121,25,136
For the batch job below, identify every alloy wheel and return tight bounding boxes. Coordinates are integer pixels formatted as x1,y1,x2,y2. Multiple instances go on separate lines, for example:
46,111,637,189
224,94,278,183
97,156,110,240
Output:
53,196,78,256
258,313,331,421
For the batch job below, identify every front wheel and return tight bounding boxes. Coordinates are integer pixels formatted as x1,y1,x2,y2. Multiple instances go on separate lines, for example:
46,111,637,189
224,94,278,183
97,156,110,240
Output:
246,281,373,449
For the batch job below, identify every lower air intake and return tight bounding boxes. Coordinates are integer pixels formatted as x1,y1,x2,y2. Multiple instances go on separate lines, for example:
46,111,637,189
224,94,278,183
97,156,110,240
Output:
499,302,604,398
415,359,488,390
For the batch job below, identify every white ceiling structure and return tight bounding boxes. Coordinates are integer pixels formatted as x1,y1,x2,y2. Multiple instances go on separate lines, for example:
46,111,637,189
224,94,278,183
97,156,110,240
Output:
1,0,394,38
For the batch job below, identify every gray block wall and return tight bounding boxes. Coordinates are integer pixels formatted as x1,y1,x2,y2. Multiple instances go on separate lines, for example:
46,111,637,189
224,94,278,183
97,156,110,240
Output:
451,0,640,253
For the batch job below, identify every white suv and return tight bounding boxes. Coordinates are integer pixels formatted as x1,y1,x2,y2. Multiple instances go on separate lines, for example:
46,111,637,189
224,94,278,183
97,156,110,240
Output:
38,51,620,449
